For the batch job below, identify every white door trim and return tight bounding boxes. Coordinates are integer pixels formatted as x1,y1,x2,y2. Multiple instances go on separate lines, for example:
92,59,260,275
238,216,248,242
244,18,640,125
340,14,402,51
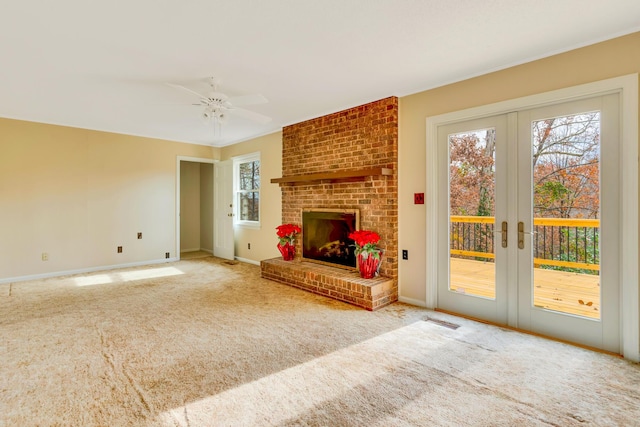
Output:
176,156,217,261
426,74,639,361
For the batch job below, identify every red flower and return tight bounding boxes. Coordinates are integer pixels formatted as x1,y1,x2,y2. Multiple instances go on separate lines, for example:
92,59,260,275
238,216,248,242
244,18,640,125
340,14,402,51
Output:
348,230,380,247
276,224,301,245
348,230,382,259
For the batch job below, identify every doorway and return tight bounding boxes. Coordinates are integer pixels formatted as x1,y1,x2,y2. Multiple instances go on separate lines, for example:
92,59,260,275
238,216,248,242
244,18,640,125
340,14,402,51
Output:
431,90,628,354
177,157,215,260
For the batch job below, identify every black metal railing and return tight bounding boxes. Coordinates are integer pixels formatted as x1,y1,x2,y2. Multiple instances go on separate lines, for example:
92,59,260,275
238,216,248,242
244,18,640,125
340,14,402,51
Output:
450,216,599,274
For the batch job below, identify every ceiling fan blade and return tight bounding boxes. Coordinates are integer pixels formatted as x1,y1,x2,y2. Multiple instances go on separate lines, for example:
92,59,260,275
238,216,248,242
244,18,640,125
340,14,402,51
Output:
166,82,208,100
232,107,272,124
227,94,268,107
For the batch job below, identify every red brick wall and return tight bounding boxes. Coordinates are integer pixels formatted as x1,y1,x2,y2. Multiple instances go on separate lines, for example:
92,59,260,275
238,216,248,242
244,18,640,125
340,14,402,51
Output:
279,97,398,287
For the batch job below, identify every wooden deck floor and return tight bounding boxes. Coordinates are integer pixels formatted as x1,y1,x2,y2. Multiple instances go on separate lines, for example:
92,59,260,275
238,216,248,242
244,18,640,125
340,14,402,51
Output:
450,258,601,319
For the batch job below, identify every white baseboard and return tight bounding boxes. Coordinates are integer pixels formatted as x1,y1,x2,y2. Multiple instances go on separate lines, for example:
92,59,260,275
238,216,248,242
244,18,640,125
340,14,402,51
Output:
398,296,428,308
0,258,179,285
234,256,260,266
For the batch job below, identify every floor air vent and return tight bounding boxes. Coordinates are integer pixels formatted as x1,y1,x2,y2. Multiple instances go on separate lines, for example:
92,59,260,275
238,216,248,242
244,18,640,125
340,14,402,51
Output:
424,317,460,330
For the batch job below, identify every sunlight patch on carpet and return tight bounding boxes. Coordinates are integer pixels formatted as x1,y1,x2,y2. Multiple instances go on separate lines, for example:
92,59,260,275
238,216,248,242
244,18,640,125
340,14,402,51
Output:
158,322,448,426
74,274,114,287
74,267,184,287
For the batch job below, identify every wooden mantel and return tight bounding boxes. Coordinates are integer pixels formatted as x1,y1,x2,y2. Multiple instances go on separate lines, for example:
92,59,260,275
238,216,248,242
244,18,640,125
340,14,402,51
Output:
271,167,393,184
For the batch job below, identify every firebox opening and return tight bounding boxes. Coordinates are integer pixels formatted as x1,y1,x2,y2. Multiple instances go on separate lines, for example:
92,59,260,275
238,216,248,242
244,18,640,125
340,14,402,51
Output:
302,209,359,269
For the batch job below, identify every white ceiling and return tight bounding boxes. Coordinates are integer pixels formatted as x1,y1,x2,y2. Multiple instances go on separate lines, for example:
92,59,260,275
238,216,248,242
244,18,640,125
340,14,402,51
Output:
1,1,639,147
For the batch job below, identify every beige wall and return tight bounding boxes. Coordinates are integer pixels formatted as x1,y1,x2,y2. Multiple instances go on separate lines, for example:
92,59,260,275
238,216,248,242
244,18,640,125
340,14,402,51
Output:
220,131,282,263
0,118,213,280
398,32,640,304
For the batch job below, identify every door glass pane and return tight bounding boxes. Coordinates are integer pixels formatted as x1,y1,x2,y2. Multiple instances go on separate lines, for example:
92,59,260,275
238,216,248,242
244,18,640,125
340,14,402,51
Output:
531,112,601,319
449,129,496,299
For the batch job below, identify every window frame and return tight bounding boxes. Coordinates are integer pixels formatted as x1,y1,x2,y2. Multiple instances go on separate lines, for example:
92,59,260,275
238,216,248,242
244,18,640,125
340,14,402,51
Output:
233,152,261,228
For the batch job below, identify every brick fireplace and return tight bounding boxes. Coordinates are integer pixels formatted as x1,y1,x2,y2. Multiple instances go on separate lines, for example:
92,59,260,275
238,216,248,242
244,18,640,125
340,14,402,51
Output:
261,97,398,310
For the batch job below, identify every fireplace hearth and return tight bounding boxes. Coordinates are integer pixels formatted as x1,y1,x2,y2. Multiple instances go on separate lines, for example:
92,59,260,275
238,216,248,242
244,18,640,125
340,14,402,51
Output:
302,209,359,269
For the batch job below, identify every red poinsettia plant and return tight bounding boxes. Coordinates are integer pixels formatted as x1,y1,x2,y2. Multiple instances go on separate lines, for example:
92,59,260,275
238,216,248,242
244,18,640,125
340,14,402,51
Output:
276,223,301,246
348,230,382,259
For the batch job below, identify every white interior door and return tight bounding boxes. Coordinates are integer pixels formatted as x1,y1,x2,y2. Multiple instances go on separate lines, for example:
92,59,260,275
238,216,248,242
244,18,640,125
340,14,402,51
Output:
437,94,620,353
213,160,234,260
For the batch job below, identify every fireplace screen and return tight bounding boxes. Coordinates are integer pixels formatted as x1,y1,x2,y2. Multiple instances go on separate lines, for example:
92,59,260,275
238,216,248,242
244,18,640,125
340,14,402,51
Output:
302,209,359,268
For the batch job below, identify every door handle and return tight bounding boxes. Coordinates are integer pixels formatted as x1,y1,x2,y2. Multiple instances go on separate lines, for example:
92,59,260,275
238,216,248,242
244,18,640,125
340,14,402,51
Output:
518,222,537,249
492,221,508,248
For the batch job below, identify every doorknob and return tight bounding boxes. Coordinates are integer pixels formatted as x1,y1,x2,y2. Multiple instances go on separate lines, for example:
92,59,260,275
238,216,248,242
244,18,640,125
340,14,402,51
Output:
518,222,537,249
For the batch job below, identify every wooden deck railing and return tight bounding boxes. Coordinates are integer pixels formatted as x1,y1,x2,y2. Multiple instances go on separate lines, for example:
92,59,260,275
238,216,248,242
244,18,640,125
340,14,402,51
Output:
450,216,600,272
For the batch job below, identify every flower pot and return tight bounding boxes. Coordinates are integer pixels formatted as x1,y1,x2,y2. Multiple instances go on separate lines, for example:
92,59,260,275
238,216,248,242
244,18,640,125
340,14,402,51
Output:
357,251,382,279
277,242,295,261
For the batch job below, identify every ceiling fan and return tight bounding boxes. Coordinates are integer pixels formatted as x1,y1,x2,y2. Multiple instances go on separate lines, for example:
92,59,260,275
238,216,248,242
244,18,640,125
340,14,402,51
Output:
167,77,272,127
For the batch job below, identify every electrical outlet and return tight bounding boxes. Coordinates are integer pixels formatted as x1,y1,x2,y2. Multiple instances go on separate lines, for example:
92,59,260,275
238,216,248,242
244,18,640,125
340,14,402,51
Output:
248,243,251,250
117,246,122,253
402,250,408,260
42,252,49,261
137,232,142,239
414,193,425,204
165,252,170,259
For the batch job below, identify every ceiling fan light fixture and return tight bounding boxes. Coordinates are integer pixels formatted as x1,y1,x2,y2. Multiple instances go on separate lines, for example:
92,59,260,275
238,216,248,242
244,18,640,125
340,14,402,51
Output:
201,105,229,131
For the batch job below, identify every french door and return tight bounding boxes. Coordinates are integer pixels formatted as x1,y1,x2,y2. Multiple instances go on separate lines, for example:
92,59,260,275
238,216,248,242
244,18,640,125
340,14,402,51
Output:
437,114,511,325
436,94,620,352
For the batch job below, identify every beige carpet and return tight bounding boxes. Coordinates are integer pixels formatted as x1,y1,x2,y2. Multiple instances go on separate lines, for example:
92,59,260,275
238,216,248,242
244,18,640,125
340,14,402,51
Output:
1,257,639,426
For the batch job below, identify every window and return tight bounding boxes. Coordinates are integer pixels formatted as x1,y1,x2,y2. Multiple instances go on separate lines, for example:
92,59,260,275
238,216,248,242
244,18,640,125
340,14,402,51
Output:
234,153,260,226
